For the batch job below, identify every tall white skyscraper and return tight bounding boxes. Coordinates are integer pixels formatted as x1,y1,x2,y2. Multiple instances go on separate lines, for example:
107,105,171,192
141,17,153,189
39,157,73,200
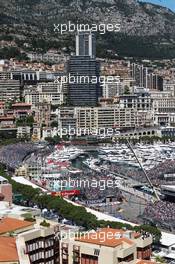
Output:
76,31,96,58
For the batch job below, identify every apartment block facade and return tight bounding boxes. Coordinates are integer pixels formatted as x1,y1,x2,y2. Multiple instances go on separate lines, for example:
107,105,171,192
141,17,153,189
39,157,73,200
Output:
25,82,64,106
59,228,153,264
57,106,143,137
0,79,20,101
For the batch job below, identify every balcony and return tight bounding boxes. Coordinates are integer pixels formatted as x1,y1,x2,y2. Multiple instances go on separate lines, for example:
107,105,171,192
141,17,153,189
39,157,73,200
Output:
136,236,152,248
117,245,136,259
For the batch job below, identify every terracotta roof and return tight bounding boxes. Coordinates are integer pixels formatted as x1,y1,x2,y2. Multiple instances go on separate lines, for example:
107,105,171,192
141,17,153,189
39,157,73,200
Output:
97,228,140,239
0,237,19,262
137,261,156,264
12,103,32,107
0,217,33,235
0,116,15,120
76,228,135,248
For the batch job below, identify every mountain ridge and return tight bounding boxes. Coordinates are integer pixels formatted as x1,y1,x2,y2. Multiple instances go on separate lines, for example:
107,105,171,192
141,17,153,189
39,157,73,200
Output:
0,0,175,59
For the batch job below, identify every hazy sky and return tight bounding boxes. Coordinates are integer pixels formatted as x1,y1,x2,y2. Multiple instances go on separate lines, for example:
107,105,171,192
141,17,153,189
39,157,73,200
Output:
140,0,175,11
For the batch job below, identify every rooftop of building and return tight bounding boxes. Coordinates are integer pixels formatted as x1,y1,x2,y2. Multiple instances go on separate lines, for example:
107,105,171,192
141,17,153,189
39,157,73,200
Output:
12,103,32,107
0,115,15,120
0,217,33,235
75,228,140,248
0,237,19,262
161,231,175,247
0,175,8,183
137,261,155,264
0,201,40,218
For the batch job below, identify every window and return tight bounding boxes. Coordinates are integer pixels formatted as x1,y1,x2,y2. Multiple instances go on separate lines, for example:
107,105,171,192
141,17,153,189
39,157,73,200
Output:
94,249,100,256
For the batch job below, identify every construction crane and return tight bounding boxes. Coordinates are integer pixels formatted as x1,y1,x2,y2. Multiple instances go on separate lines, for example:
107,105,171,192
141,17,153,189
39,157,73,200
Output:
126,139,160,201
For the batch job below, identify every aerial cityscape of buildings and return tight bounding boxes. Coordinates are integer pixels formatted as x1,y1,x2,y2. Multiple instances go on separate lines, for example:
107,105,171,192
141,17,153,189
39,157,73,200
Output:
0,32,175,141
0,23,175,264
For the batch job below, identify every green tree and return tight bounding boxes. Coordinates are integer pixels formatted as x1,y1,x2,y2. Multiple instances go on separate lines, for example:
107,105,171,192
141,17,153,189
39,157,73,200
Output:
124,85,130,94
40,220,50,227
134,224,162,244
50,121,58,128
16,115,34,127
155,256,166,263
2,170,161,241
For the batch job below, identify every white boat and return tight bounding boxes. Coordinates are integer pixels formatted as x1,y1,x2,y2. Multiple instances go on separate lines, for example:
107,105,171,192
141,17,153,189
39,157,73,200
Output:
97,142,175,170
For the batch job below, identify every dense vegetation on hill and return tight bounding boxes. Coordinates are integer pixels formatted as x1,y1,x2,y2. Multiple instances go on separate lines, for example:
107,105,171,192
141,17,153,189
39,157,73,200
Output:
0,0,175,59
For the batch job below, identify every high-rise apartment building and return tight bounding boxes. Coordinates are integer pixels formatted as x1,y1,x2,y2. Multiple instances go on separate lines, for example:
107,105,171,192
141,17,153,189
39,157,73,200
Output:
76,31,96,58
68,56,100,106
0,79,20,101
68,32,100,106
131,63,148,89
131,63,163,90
